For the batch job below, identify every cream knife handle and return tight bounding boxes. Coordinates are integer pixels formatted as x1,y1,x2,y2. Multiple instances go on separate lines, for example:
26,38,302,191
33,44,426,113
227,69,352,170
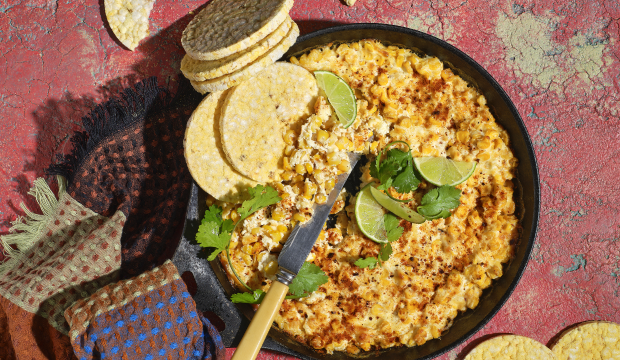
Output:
231,281,289,360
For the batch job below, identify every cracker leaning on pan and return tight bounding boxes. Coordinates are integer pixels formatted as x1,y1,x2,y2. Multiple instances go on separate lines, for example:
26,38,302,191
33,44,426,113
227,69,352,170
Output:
180,0,298,94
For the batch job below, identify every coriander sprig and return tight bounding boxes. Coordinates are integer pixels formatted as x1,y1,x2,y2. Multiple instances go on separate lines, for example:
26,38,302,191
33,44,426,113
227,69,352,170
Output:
370,141,421,202
196,185,329,304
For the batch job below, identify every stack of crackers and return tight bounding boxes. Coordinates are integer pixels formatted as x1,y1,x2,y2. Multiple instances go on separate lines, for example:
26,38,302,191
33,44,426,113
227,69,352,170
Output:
180,0,299,94
183,62,318,203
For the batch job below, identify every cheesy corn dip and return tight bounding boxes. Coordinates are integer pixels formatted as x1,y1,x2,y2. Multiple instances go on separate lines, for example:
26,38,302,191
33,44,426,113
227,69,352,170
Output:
215,40,520,354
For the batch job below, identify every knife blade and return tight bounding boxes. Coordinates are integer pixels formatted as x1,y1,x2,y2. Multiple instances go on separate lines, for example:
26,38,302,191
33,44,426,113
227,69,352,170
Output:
276,151,362,284
230,151,363,360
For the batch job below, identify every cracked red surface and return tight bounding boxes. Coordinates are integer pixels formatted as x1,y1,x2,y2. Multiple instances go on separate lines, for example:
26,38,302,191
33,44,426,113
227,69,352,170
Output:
1,0,620,359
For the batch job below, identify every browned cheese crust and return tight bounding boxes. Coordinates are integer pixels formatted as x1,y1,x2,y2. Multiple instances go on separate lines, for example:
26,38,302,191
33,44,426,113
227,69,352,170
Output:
216,40,520,355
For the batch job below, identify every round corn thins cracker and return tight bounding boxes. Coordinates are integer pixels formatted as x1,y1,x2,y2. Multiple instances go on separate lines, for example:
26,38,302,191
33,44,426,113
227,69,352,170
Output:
189,21,299,94
184,90,257,203
104,0,155,50
464,335,556,360
219,62,319,183
181,16,293,82
551,321,620,360
182,0,293,61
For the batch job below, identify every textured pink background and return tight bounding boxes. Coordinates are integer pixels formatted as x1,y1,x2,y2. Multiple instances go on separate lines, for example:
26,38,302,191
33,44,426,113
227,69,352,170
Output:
1,0,619,359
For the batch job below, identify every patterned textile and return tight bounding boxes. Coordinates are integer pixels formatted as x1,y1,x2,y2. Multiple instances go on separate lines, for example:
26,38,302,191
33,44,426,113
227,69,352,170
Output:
0,180,123,359
65,260,225,360
0,78,220,359
48,77,202,279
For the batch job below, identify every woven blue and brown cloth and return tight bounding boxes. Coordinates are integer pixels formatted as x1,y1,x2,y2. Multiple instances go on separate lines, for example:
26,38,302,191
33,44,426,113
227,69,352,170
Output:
0,77,225,360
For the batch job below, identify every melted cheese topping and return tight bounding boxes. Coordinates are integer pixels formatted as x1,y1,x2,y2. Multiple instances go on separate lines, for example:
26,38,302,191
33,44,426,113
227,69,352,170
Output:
219,40,520,355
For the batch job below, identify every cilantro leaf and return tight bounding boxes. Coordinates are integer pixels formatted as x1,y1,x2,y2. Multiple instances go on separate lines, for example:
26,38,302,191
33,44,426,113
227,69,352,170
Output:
355,257,379,269
384,214,404,243
231,289,266,304
288,262,329,297
417,185,462,220
379,242,393,261
391,163,420,193
196,206,235,261
237,185,281,220
370,143,420,194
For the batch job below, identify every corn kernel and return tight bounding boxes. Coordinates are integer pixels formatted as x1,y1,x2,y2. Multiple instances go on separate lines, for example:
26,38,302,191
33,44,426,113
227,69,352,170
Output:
427,116,442,127
295,163,306,174
284,145,295,156
317,130,329,143
378,73,389,86
316,194,327,204
477,95,487,106
292,182,303,195
337,162,349,173
403,61,413,74
478,151,491,161
284,129,296,145
264,260,279,276
290,56,299,65
293,213,306,222
280,192,290,199
263,225,275,232
251,227,261,236
325,179,336,191
370,141,379,152
368,104,377,114
327,152,341,165
430,325,441,338
441,68,454,81
304,182,318,199
335,137,348,150
293,174,305,183
270,231,283,243
241,234,256,245
456,130,470,143
241,244,253,254
305,163,314,174
222,207,231,219
281,170,294,181
422,144,434,155
396,55,405,67
477,139,491,149
206,196,215,206
277,224,288,232
272,209,285,221
283,157,292,171
230,209,239,222
241,253,252,265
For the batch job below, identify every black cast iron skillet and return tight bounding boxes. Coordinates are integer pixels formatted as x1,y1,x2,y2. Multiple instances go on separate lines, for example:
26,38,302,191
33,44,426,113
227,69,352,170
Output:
173,23,540,360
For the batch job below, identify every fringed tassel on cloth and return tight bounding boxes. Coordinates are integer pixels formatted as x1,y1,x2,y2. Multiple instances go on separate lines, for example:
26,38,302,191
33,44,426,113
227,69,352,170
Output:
47,77,168,184
0,176,67,273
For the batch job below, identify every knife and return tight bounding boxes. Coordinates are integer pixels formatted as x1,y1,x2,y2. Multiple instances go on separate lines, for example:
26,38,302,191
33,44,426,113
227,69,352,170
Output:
231,152,363,360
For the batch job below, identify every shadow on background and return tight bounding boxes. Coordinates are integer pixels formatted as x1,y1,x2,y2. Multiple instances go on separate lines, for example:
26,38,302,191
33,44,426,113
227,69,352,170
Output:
2,1,347,261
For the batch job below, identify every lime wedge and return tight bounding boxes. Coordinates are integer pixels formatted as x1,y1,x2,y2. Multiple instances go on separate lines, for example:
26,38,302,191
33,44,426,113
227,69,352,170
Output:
355,184,388,243
369,186,425,223
314,70,357,128
413,157,476,186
